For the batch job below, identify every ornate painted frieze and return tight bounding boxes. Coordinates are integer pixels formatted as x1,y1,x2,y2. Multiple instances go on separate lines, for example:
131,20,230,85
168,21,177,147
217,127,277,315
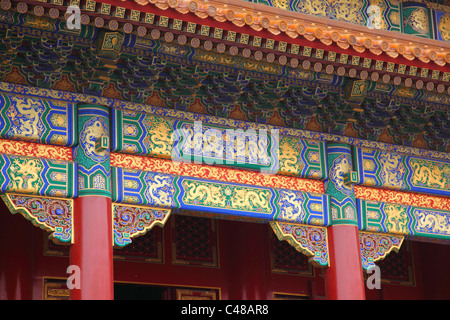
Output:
0,153,77,198
112,167,330,225
354,186,450,211
1,193,73,244
111,109,173,158
111,167,176,207
270,222,329,267
0,93,77,146
358,199,450,240
172,120,279,174
113,203,171,247
0,138,73,161
359,231,403,270
354,147,450,197
74,105,111,197
1,83,449,163
110,153,325,194
111,108,326,179
177,177,276,217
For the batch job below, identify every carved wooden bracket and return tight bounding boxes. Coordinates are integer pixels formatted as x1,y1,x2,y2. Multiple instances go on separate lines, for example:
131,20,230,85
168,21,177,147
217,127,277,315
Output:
113,203,171,248
1,193,73,244
270,221,329,267
359,231,404,270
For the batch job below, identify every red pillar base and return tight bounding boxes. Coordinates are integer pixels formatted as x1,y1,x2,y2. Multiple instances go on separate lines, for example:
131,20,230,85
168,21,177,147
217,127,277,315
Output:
325,225,365,300
69,196,114,300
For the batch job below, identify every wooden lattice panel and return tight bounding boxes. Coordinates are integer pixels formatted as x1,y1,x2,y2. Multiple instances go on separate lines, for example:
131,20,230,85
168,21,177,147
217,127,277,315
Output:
172,214,218,267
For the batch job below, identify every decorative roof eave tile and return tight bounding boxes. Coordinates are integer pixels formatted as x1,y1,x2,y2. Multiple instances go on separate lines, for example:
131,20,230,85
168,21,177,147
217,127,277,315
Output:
132,0,450,67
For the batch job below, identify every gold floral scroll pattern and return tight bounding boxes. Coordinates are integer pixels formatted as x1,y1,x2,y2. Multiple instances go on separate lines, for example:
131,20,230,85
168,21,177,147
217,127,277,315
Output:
354,186,450,211
0,138,73,161
270,222,328,267
110,153,324,194
1,193,73,244
359,231,403,270
113,203,171,247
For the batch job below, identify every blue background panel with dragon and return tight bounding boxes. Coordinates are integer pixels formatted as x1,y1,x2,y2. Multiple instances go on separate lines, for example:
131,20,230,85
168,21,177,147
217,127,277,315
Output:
357,199,450,240
0,153,77,198
354,147,450,197
0,93,77,147
111,166,330,225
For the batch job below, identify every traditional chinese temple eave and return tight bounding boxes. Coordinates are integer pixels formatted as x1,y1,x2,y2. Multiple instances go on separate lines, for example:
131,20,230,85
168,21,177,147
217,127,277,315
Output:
126,0,450,65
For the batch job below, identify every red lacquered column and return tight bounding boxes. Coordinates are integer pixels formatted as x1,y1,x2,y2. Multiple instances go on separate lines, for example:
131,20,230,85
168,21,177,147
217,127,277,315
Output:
324,143,365,300
69,196,113,300
325,225,365,300
70,105,113,300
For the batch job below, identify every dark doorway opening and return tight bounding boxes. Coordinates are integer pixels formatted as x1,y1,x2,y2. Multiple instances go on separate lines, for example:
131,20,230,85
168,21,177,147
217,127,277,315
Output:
114,283,167,300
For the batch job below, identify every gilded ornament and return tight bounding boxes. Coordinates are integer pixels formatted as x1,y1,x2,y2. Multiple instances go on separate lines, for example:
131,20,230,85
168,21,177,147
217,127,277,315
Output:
329,154,353,196
410,158,449,190
378,152,405,189
6,95,44,141
8,156,44,194
384,203,408,234
438,14,450,41
80,117,109,162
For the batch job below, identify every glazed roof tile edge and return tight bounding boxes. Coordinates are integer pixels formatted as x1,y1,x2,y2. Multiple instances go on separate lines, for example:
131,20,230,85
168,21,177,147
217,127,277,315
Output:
132,0,450,67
